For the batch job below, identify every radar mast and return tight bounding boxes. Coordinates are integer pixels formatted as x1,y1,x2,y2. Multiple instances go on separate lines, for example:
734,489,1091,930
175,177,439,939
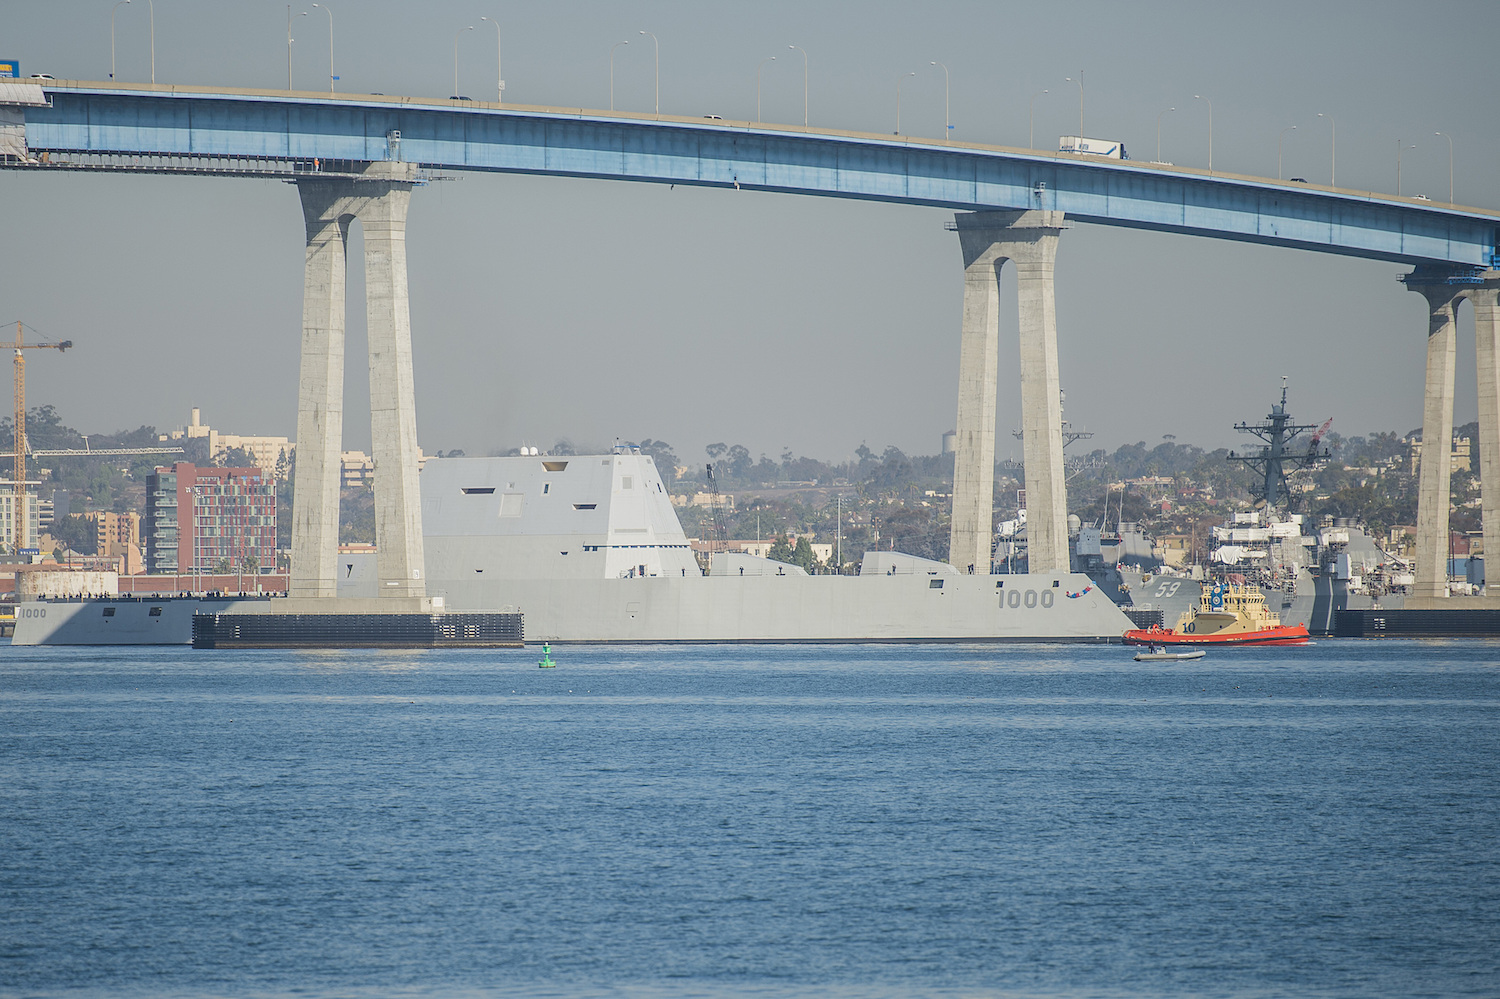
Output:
1227,377,1329,511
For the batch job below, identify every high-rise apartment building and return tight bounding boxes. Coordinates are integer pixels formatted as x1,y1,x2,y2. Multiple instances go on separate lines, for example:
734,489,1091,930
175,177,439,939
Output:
0,479,42,553
145,463,276,574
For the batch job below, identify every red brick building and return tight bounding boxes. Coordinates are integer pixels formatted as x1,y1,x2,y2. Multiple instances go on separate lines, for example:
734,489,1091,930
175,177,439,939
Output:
144,463,277,575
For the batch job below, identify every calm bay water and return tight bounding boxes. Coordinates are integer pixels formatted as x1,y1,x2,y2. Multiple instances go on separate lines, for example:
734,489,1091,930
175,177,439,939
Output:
2,641,1498,998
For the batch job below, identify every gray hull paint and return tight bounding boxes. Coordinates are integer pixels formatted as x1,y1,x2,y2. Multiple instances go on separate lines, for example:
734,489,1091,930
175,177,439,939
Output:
10,597,238,645
1119,569,1203,628
428,572,1132,643
9,572,1132,646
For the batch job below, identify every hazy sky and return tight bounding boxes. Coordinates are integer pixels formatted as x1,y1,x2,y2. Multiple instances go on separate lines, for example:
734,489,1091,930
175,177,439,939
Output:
2,0,1496,464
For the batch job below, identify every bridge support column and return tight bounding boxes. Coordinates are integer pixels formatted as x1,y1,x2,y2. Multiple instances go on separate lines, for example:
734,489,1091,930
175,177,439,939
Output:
1471,278,1500,592
290,161,425,601
360,173,426,599
1409,281,1463,601
290,186,351,599
948,210,1069,575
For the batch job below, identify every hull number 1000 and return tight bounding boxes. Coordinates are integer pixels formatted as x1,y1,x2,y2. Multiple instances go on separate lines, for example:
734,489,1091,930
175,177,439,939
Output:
999,589,1054,610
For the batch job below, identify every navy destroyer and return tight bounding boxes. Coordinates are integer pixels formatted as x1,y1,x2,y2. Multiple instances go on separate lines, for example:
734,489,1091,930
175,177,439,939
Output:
1093,383,1411,635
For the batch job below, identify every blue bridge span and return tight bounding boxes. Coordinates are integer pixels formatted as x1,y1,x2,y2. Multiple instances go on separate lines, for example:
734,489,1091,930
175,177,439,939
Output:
7,81,1498,271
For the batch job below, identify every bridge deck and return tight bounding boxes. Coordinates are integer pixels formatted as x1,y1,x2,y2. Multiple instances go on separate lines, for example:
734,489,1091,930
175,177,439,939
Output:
6,81,1496,269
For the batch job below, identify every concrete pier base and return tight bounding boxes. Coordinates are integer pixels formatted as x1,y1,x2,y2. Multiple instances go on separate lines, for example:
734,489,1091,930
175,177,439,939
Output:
948,210,1068,575
290,161,426,601
193,601,523,649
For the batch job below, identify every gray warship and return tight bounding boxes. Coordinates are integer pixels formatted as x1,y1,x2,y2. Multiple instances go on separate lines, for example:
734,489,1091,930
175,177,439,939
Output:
14,446,1134,644
1072,383,1412,635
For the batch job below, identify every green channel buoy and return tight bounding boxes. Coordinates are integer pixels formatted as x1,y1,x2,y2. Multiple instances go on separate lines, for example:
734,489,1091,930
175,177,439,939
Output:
538,642,556,668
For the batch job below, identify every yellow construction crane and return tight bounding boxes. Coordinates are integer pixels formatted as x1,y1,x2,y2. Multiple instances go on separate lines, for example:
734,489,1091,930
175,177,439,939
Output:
10,321,72,553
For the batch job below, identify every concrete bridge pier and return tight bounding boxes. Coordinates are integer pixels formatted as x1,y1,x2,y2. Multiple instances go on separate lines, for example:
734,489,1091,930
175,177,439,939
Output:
360,179,426,599
1410,281,1462,601
289,184,350,599
1406,270,1500,604
290,161,426,602
948,210,1069,576
1474,280,1500,586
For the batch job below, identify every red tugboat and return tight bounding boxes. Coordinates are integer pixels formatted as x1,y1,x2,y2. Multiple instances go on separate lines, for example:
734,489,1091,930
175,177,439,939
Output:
1124,581,1311,647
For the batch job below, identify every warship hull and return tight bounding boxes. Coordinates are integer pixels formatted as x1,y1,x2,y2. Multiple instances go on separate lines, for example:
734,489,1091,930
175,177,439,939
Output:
419,572,1132,644
11,451,1135,645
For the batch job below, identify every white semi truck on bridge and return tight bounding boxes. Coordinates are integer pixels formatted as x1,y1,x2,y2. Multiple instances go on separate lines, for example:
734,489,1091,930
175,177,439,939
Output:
1058,135,1129,159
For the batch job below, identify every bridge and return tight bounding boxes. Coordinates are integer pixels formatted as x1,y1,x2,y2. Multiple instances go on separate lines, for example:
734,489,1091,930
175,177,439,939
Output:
4,79,1498,606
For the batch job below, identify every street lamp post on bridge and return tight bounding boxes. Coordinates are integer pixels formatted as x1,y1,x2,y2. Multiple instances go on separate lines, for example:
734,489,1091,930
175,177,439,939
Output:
453,25,473,99
1435,131,1453,203
287,6,305,91
1278,125,1296,180
1064,72,1082,135
311,3,334,93
1156,107,1175,162
638,31,659,116
787,45,808,127
894,71,915,135
110,0,130,81
1396,138,1416,196
755,56,775,123
1028,89,1047,149
930,61,950,136
146,0,154,84
480,16,504,104
608,40,627,111
1194,94,1212,172
1317,112,1335,187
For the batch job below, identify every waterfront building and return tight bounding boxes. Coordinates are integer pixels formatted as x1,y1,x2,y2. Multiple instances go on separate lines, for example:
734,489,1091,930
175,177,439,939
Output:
144,463,276,574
